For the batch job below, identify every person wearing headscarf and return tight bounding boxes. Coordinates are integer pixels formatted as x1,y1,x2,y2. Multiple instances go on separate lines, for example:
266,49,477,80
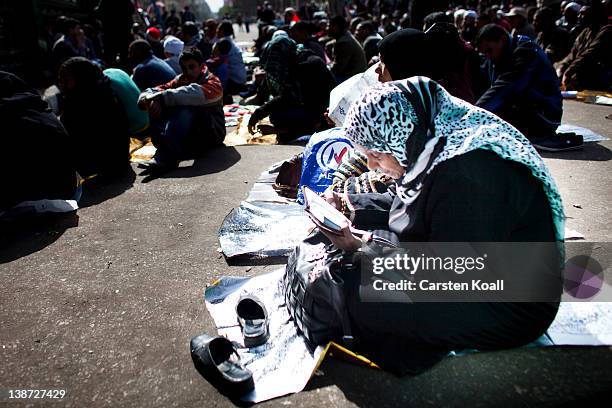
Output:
376,27,485,103
58,57,131,179
424,22,488,103
0,71,78,211
247,35,336,143
376,28,427,83
461,10,478,43
163,36,185,75
320,77,564,375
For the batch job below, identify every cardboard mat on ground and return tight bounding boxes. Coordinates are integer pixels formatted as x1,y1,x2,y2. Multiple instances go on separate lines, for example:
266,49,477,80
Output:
224,114,277,146
219,162,312,261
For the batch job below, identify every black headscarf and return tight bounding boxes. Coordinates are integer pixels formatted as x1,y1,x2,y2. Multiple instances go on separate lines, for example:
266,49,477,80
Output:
0,71,49,115
61,57,104,85
378,28,426,80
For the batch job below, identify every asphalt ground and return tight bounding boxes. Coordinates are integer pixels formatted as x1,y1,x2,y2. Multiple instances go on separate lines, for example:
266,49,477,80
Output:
1,28,612,408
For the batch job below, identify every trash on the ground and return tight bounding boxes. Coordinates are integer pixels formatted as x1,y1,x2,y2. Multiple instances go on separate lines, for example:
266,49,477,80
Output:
564,227,585,240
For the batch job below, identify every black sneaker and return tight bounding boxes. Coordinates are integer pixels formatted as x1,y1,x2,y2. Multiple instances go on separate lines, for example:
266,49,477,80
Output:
532,133,584,152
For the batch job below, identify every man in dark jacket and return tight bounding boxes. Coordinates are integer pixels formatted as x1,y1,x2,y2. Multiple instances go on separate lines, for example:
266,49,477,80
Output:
129,40,177,91
327,16,368,83
476,24,563,143
534,7,572,64
556,3,612,91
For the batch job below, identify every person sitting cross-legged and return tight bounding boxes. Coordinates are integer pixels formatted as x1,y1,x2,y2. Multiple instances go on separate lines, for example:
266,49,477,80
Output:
137,47,226,172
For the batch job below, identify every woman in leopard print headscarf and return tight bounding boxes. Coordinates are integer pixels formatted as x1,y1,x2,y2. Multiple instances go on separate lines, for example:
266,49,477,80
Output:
320,76,565,376
342,76,564,242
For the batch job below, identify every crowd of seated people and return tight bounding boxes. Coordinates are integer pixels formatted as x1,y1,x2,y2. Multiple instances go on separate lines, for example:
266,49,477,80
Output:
4,0,611,211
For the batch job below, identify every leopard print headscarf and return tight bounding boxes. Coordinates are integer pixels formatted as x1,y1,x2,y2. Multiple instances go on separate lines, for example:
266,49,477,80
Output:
343,77,565,243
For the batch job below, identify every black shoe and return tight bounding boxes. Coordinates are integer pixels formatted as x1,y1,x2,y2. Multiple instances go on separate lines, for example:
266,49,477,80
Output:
137,157,178,170
532,133,583,152
236,295,269,348
190,333,254,397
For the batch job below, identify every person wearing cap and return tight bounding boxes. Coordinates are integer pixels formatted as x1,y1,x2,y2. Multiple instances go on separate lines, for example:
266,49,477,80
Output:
163,36,185,74
461,10,478,43
284,7,299,25
505,7,537,38
146,27,165,59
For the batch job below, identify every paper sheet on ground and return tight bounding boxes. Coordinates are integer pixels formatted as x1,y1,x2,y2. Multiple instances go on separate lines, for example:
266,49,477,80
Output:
205,269,612,403
547,302,612,345
224,114,278,146
557,124,609,143
129,137,156,163
205,269,325,403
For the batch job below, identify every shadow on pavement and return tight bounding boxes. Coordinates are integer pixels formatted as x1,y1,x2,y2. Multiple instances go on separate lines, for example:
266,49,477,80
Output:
304,346,612,406
0,211,79,264
79,166,137,208
140,146,242,183
540,142,612,161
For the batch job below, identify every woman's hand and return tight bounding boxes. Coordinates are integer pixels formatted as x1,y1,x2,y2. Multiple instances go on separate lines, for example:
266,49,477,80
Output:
322,189,342,209
320,219,362,252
